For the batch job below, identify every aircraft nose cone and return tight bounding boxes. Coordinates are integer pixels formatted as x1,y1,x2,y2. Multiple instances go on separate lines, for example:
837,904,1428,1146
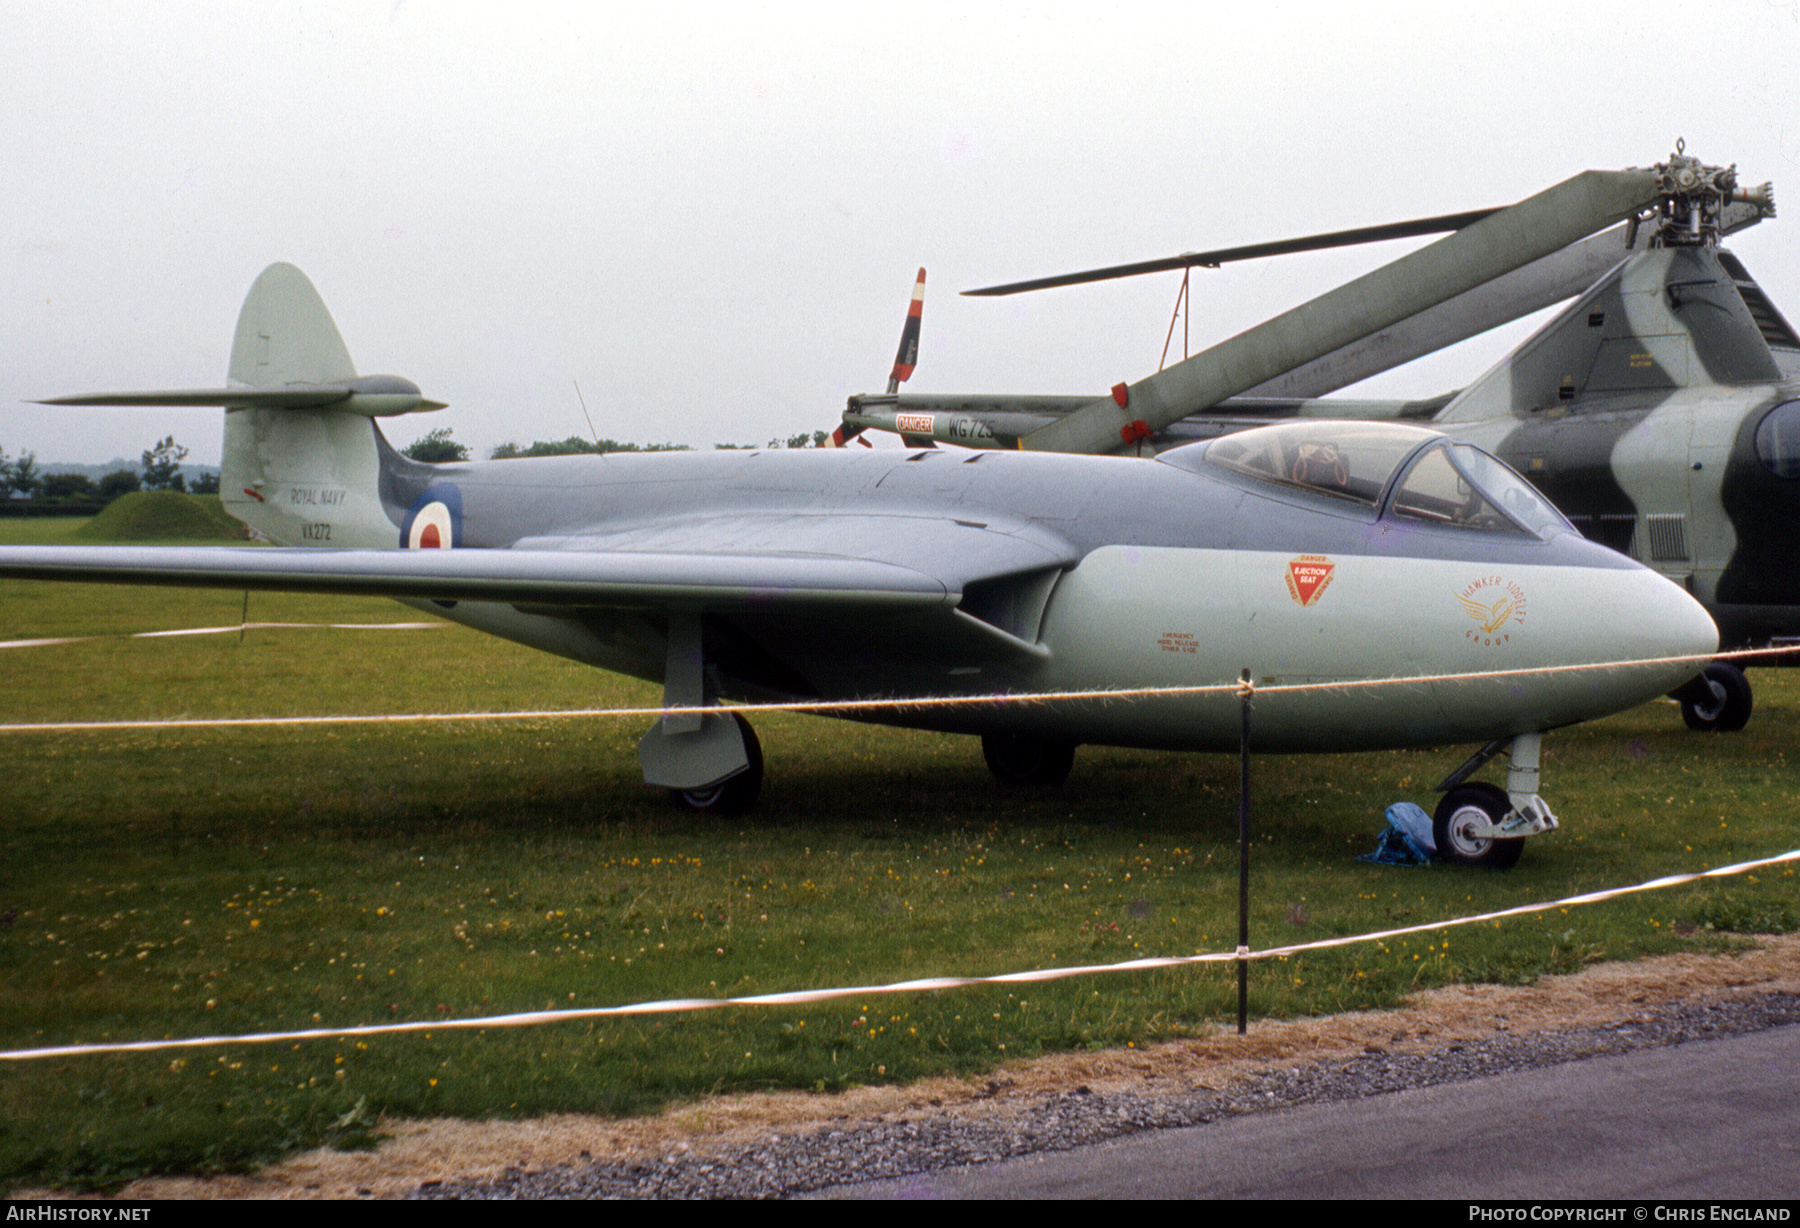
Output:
1587,560,1719,697
1651,575,1722,686
1510,541,1719,728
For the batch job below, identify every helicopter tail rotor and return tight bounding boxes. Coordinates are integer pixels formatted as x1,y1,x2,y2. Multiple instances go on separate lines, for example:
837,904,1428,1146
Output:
833,268,926,447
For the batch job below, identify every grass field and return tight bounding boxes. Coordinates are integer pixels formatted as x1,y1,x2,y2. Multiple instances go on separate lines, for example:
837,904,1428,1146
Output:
0,508,1796,1189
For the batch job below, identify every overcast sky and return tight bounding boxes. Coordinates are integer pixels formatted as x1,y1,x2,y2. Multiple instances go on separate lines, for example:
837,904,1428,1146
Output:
6,0,1800,467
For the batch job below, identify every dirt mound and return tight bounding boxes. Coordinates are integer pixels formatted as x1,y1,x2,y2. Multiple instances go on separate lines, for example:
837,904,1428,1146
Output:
74,492,248,542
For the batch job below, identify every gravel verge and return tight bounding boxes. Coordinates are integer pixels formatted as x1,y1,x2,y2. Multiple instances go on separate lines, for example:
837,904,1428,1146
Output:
413,988,1800,1200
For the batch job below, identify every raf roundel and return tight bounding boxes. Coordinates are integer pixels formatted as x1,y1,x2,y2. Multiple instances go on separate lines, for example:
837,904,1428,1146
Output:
401,484,462,550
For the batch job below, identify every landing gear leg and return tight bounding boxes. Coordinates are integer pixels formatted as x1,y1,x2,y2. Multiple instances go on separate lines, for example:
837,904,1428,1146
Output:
1430,733,1557,870
636,611,764,815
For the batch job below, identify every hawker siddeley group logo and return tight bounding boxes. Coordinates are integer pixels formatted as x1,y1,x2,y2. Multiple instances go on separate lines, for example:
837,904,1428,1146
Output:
1456,575,1527,645
1285,555,1335,607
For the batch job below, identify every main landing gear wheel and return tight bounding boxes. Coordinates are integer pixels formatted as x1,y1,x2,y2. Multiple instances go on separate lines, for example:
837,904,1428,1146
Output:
1433,782,1525,870
669,715,763,816
981,734,1076,788
1674,662,1753,733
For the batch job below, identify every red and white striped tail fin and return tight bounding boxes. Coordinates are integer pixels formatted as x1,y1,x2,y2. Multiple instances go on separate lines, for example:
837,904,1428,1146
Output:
887,267,926,394
833,268,926,447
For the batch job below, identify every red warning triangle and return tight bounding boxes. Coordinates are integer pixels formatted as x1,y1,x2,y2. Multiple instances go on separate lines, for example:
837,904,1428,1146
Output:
1286,555,1335,607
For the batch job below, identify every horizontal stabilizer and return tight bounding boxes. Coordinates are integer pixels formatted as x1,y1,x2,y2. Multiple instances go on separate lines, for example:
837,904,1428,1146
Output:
37,374,445,417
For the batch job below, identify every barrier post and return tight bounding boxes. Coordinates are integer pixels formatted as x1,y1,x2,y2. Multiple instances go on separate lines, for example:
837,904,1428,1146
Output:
1237,667,1252,1035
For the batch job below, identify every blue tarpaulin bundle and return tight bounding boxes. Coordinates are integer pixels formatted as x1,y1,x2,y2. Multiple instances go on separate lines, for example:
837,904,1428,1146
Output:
1359,801,1437,865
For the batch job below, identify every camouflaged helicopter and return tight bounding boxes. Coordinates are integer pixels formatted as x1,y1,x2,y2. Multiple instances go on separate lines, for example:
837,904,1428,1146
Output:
841,147,1792,735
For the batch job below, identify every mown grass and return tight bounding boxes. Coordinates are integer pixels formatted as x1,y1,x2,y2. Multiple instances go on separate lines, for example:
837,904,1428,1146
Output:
0,510,1796,1189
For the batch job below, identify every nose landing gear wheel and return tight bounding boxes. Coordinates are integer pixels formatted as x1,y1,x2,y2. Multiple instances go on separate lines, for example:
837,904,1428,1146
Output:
669,715,763,815
1433,782,1524,870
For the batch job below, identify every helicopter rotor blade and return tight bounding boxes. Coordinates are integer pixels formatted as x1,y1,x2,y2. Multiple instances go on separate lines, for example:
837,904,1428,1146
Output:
1248,194,1774,399
961,209,1500,298
1020,168,1662,455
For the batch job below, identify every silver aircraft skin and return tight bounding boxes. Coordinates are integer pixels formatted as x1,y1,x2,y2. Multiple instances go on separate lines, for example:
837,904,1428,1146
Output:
0,264,1718,867
843,150,1788,734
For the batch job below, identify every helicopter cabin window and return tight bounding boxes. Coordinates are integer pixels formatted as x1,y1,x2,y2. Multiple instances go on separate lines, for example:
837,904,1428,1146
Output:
1754,400,1800,479
1200,421,1439,508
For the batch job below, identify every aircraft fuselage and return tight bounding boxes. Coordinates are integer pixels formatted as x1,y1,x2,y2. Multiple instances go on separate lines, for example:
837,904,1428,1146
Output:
363,435,1714,755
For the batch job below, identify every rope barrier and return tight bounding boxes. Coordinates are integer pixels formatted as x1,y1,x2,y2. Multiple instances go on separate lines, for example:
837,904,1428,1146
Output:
1,625,1794,1061
5,847,1793,1062
0,621,446,651
0,643,1789,736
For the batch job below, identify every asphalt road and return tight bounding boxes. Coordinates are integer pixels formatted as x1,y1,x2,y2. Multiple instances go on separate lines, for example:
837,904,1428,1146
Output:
816,1024,1800,1199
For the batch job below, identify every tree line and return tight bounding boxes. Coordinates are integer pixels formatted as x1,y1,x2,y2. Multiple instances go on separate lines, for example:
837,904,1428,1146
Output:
402,427,833,463
0,437,214,504
5,423,840,503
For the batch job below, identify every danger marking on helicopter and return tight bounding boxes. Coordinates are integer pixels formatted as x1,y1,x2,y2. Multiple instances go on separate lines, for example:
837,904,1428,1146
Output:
1456,575,1528,645
1285,555,1335,607
895,414,934,434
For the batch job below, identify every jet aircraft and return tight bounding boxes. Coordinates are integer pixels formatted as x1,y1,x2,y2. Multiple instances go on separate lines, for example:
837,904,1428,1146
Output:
0,263,1718,867
842,149,1789,734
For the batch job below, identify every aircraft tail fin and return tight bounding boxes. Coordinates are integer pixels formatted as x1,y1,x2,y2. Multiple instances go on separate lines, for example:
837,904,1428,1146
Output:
41,264,447,548
218,264,447,547
227,263,357,388
1436,245,1788,424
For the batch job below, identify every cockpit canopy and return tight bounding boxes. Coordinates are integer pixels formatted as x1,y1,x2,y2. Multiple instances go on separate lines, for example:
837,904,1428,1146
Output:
1161,421,1571,540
